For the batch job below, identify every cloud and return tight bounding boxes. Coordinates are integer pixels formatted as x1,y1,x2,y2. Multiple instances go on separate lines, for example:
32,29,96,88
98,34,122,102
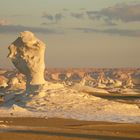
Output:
41,22,56,26
42,13,54,21
103,18,117,26
72,27,140,37
79,8,86,11
10,14,31,17
86,11,101,20
0,19,10,25
55,13,64,22
0,25,62,34
63,8,69,11
86,3,140,22
42,12,64,24
71,12,84,19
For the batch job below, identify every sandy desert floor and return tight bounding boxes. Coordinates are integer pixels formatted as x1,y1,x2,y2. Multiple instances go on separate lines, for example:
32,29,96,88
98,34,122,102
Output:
1,84,140,123
0,117,140,140
0,69,140,140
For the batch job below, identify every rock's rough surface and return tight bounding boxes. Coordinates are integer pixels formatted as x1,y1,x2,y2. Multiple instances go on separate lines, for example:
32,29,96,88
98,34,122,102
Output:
8,31,46,90
0,75,8,88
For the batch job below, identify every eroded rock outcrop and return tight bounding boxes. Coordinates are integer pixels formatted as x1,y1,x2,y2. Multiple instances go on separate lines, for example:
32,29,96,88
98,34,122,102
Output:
0,75,8,88
8,31,46,92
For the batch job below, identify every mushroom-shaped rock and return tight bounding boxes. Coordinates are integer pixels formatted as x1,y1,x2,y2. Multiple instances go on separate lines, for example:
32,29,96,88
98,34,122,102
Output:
8,31,46,92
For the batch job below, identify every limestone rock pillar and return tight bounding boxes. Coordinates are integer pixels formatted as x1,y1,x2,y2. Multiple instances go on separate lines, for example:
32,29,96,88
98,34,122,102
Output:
8,31,46,92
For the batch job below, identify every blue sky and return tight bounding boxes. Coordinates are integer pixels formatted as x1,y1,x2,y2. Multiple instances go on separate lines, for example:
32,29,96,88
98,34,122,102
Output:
0,0,140,68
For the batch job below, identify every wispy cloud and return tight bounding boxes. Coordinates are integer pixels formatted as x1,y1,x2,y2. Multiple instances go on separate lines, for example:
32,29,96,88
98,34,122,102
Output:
72,27,140,37
0,24,62,34
42,13,54,21
55,13,64,22
42,12,64,24
79,8,86,11
86,11,101,20
63,8,69,11
0,19,10,25
41,22,57,26
103,18,117,26
71,12,84,19
86,3,140,22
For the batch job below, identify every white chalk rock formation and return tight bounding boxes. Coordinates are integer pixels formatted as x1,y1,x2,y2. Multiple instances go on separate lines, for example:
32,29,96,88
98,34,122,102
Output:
8,31,46,92
0,75,8,88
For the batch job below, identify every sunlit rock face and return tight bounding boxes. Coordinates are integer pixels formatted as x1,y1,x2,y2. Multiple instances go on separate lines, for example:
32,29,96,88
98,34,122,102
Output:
0,75,8,88
8,31,46,90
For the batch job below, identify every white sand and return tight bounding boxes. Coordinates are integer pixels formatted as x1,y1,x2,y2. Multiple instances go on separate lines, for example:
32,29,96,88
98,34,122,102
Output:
0,84,140,123
0,83,140,123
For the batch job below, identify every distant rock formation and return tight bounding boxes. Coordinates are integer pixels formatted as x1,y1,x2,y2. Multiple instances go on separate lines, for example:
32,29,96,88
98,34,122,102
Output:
0,75,8,88
8,74,26,90
8,31,46,92
51,72,60,81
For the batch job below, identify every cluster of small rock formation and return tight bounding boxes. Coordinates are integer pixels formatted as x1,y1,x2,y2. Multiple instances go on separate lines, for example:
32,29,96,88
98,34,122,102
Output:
0,68,140,94
46,70,139,89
